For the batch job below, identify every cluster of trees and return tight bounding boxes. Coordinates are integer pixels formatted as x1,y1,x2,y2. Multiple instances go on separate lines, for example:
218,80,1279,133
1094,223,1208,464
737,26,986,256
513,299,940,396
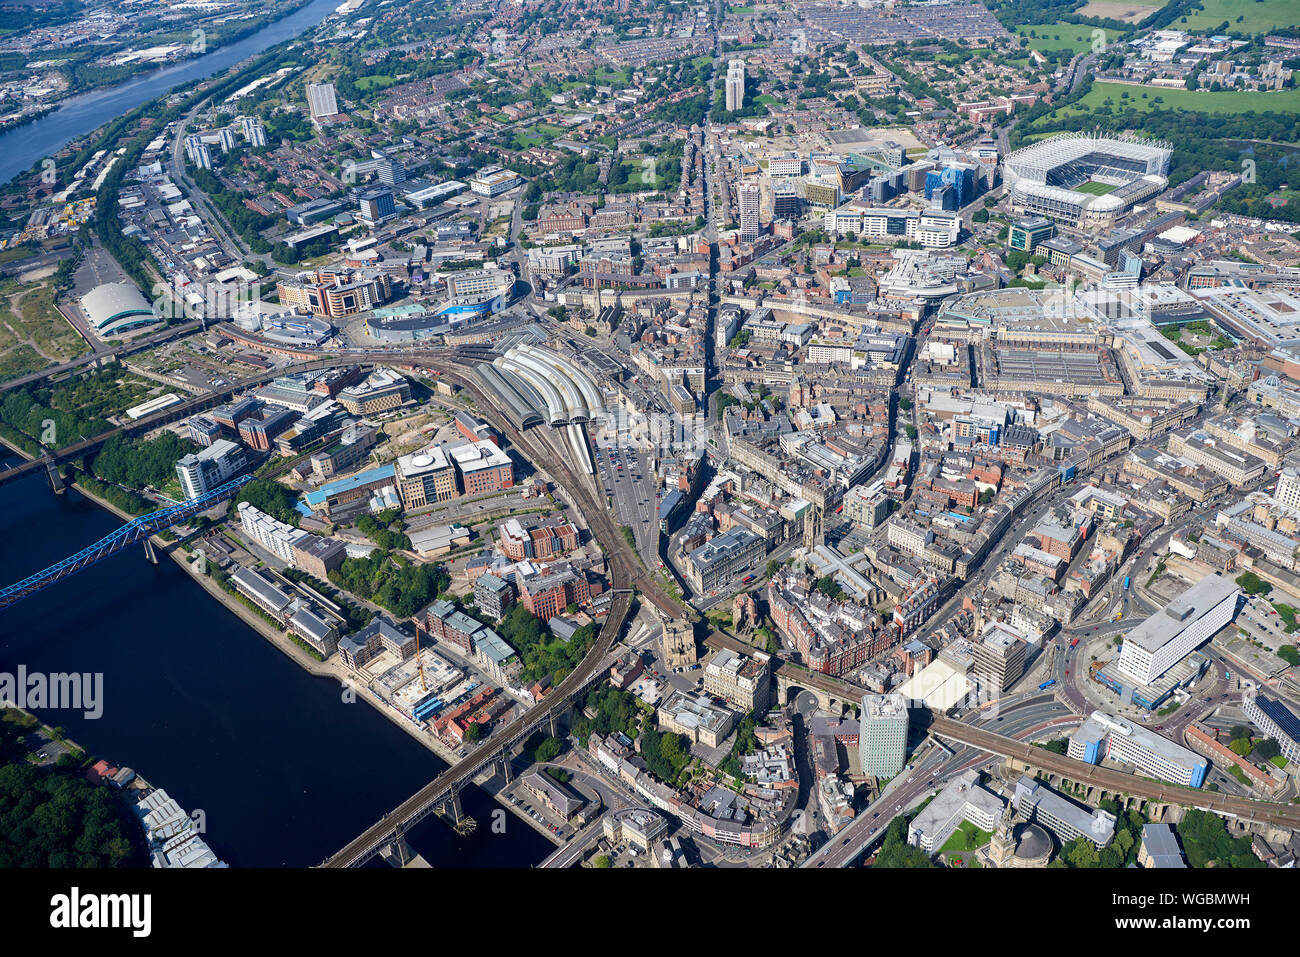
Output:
719,711,760,780
355,508,411,552
73,471,151,516
329,552,450,620
638,728,693,784
0,368,146,451
234,478,301,527
1176,809,1265,868
1053,798,1145,867
91,433,195,491
1227,724,1282,762
872,816,935,867
816,575,847,602
652,91,710,128
499,604,596,686
1236,571,1273,597
530,735,563,764
189,167,278,254
0,717,143,867
572,685,646,747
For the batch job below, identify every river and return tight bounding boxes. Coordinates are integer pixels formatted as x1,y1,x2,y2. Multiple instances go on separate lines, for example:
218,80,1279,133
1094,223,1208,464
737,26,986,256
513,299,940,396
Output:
0,452,554,867
0,0,342,186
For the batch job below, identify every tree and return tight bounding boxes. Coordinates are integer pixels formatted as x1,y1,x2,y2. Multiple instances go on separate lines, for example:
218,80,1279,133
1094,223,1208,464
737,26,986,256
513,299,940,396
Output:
534,736,563,763
1255,738,1282,761
872,817,934,868
1235,572,1272,596
464,721,486,743
235,478,301,527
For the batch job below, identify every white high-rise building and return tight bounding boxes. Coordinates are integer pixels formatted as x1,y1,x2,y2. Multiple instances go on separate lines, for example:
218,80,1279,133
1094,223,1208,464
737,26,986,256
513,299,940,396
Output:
175,439,247,500
306,82,339,120
218,127,237,153
725,59,745,112
241,116,267,148
1276,466,1300,512
1115,573,1240,685
858,693,908,779
737,180,761,242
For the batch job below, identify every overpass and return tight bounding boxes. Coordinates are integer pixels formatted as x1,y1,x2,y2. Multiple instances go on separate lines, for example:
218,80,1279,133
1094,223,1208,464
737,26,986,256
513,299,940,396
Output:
927,714,1300,829
0,320,203,395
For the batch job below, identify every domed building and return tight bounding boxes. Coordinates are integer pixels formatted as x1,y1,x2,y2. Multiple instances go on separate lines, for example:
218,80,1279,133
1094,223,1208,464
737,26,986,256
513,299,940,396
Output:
985,804,1054,868
1010,823,1054,868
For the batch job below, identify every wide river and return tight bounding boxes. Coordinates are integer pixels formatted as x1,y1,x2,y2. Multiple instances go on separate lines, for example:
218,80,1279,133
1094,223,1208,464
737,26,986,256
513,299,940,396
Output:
0,0,341,185
0,452,554,867
0,0,553,865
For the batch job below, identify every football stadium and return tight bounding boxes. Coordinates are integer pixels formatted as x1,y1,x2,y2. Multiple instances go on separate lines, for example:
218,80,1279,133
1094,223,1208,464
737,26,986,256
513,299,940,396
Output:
1005,132,1173,230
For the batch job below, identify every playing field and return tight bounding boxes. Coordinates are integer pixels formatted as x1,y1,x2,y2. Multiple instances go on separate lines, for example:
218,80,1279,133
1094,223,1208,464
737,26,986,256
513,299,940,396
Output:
1178,0,1300,34
1076,180,1120,195
1044,80,1300,119
1075,0,1164,23
1014,22,1123,54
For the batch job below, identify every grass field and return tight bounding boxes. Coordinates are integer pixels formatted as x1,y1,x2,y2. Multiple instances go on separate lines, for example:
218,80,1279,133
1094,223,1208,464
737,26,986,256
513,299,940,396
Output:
0,277,86,383
1076,0,1164,23
1178,0,1300,34
354,75,398,92
940,821,993,854
1076,180,1120,194
509,123,564,150
1014,22,1123,54
1042,80,1300,121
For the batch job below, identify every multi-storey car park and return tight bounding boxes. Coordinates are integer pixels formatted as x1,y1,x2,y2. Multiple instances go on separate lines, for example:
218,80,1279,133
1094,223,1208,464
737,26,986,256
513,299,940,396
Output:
1005,132,1173,231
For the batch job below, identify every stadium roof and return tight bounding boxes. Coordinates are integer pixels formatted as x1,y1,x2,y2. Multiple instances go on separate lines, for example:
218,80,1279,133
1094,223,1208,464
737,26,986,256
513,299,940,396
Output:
79,282,159,335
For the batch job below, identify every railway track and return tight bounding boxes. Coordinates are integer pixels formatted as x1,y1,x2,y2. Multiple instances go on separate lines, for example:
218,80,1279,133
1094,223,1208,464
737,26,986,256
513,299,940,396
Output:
320,354,685,867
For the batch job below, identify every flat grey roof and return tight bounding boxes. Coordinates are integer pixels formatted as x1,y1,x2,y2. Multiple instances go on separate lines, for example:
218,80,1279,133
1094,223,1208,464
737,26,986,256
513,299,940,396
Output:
1125,572,1239,655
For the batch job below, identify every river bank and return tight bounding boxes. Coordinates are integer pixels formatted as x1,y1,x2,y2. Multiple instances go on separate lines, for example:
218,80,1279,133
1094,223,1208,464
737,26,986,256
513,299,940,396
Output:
0,0,341,185
0,435,563,858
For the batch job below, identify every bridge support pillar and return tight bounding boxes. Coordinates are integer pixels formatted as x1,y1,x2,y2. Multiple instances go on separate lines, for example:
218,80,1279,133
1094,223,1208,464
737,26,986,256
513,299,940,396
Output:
548,709,560,738
143,538,158,564
380,828,414,868
45,458,64,494
501,753,513,785
447,788,463,825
